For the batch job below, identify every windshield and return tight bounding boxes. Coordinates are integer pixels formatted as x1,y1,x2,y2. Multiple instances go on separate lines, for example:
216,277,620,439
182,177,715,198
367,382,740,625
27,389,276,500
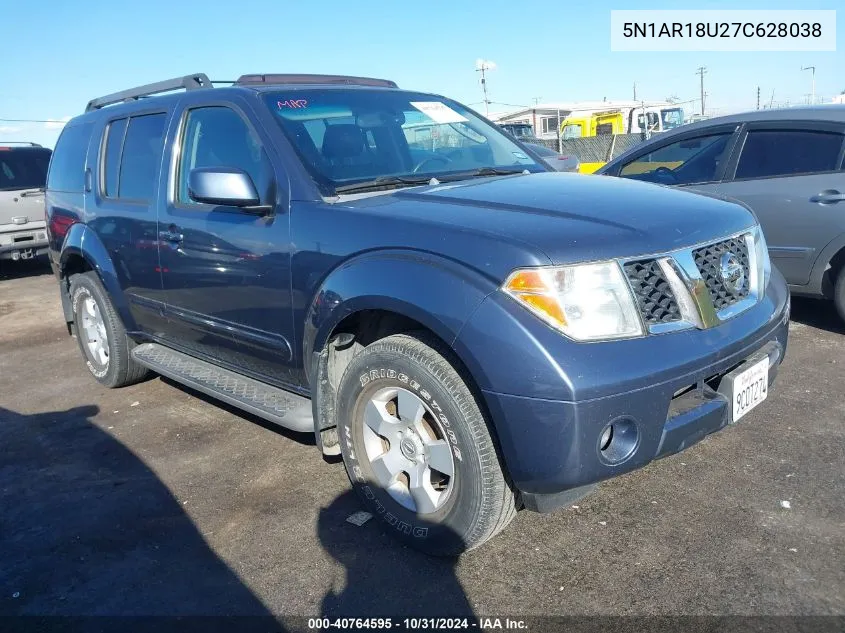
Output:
661,108,684,130
502,124,533,137
0,148,51,191
264,89,543,195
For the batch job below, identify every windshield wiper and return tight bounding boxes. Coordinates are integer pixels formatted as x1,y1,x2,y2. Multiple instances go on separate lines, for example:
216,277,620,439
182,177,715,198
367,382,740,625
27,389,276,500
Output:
334,175,437,195
469,167,528,177
19,187,45,197
438,167,530,182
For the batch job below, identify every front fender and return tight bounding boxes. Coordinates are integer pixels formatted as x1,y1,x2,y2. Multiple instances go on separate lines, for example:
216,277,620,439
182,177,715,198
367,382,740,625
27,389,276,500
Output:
302,250,500,380
60,223,135,331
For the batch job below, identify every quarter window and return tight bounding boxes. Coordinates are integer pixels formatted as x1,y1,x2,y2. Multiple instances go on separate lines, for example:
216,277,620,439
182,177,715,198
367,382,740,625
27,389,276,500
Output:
47,123,92,193
619,132,732,185
735,129,844,179
177,107,272,205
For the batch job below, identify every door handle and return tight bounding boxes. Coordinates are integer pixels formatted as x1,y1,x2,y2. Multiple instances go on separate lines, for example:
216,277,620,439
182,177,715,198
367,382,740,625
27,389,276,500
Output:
810,190,845,204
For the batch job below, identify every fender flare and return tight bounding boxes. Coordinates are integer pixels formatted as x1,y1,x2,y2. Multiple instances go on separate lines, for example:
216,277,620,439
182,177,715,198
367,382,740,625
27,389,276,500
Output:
302,250,500,442
59,223,135,331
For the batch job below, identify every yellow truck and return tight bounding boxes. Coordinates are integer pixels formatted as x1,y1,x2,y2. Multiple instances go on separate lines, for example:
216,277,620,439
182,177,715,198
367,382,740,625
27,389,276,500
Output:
558,103,685,173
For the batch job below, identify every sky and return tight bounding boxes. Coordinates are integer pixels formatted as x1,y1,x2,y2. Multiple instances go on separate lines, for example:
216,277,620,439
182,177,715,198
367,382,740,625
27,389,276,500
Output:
2,0,842,147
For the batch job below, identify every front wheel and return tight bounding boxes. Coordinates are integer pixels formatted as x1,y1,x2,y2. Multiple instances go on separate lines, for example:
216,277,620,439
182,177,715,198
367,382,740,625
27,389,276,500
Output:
835,266,845,324
336,332,516,556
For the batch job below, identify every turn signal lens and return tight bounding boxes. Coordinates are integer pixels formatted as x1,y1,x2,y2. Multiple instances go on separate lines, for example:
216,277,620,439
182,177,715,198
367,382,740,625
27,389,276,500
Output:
502,262,644,341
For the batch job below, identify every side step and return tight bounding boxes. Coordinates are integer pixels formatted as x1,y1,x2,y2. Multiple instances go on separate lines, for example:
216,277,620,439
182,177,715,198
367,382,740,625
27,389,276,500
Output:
131,343,313,433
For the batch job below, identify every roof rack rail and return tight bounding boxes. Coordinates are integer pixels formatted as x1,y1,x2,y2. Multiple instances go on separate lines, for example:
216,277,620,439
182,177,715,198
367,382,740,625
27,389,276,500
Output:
235,74,398,89
0,141,43,147
85,73,213,112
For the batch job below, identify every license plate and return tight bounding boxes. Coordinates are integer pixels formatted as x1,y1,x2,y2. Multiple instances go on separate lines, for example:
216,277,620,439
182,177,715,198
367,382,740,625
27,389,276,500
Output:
731,357,769,422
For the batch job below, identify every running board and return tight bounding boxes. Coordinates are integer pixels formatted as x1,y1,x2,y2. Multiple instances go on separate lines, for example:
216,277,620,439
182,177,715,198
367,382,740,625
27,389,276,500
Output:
131,343,313,433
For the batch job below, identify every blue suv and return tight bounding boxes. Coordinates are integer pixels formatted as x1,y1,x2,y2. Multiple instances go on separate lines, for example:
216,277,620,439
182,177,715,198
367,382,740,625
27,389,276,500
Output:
46,73,790,555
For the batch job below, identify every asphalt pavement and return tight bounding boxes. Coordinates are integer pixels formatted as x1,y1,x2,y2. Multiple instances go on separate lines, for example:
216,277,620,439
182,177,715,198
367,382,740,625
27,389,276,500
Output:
1,260,843,619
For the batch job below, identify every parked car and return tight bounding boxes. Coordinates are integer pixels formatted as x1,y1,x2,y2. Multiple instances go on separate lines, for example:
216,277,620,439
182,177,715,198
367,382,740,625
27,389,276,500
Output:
0,142,51,263
598,106,845,323
497,122,539,142
523,143,580,172
47,73,789,555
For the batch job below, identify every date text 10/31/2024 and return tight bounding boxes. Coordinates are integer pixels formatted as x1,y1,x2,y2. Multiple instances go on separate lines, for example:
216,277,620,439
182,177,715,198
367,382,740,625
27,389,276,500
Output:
307,618,528,630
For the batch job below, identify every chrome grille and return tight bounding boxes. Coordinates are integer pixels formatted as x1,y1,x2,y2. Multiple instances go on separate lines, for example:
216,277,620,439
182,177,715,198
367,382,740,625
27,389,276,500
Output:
623,260,681,325
692,236,751,311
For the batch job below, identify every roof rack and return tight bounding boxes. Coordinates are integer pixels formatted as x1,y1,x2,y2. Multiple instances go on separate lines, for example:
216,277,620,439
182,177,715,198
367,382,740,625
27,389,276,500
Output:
0,141,43,147
235,74,398,88
85,73,213,112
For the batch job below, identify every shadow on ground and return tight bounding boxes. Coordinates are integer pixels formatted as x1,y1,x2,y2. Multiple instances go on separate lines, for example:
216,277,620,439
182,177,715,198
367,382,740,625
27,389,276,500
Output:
0,256,52,282
0,404,274,617
317,490,473,618
789,296,845,335
0,404,476,622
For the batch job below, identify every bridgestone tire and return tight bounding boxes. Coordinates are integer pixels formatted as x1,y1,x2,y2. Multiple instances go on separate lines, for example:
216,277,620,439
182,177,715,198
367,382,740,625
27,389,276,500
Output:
336,332,516,556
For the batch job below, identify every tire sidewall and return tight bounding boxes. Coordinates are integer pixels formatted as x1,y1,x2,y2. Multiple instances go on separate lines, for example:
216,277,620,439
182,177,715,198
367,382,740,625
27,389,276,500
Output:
835,268,845,323
70,277,114,383
337,347,484,553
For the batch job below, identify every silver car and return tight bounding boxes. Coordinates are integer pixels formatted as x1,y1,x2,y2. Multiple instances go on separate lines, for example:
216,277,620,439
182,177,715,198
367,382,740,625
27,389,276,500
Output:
0,143,51,263
598,106,845,323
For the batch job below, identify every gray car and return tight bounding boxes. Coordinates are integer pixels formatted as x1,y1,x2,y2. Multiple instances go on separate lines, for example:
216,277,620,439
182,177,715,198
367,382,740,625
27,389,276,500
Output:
598,106,845,323
0,143,51,263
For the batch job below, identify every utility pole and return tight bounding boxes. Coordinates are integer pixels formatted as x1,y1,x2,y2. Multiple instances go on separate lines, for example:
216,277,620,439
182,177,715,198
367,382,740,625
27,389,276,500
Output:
757,86,761,110
696,66,707,115
532,96,542,105
801,66,816,104
475,59,496,117
633,82,637,100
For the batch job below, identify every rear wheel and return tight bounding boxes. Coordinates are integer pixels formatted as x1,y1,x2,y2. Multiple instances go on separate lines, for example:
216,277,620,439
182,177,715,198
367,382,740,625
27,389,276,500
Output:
336,332,516,556
69,272,148,388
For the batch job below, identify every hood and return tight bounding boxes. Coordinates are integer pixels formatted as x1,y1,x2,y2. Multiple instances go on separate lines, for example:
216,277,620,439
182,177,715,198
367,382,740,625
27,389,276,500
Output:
0,190,45,227
370,172,756,265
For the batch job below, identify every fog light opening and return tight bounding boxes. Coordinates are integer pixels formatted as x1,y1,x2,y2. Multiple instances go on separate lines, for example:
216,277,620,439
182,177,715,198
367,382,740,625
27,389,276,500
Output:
598,418,638,464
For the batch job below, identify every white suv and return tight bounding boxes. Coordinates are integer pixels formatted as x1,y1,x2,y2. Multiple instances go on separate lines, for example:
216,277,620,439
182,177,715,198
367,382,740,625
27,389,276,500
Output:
0,142,52,263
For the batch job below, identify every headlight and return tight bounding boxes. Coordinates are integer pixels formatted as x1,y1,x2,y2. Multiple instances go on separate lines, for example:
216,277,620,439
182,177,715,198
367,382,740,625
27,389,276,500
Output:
752,226,771,292
503,262,644,341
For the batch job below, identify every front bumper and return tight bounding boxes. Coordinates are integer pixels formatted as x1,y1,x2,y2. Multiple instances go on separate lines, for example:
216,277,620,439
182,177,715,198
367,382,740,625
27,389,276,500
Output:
453,269,790,510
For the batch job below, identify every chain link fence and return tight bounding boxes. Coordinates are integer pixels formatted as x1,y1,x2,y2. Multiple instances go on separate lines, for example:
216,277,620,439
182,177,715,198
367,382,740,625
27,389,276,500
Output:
529,133,661,163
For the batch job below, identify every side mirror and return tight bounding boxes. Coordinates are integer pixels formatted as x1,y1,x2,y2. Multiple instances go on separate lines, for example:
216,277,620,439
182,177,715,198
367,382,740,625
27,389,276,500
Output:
188,167,261,208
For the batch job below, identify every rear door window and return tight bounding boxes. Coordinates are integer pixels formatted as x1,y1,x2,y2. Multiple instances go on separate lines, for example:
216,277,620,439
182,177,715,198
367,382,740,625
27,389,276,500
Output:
734,129,844,180
117,113,167,201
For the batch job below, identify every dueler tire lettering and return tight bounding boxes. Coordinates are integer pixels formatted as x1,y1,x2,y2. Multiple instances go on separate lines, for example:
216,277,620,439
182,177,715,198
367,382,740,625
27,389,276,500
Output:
336,331,516,556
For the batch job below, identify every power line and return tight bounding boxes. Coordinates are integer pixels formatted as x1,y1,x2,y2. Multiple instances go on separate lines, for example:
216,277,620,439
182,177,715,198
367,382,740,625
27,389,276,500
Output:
0,118,67,124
